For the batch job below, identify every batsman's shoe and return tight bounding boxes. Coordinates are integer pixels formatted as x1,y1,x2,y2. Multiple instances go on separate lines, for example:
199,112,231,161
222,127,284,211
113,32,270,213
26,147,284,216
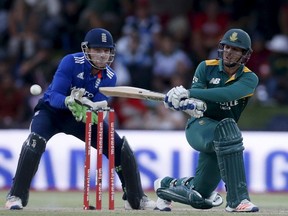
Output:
5,196,23,210
154,198,172,211
225,199,259,212
124,195,156,210
153,178,172,211
206,191,223,207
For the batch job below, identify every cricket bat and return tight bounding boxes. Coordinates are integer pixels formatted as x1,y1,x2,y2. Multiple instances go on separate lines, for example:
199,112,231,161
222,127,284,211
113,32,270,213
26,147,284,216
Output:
99,86,165,102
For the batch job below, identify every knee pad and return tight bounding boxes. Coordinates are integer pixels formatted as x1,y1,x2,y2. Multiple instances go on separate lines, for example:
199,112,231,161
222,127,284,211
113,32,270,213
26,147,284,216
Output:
24,132,47,154
214,118,244,155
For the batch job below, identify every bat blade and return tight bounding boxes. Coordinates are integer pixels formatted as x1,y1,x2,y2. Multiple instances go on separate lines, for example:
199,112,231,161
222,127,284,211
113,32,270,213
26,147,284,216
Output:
99,86,165,102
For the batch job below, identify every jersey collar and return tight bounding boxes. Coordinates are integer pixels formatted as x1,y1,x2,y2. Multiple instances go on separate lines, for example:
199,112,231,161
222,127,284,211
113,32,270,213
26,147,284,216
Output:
219,59,244,82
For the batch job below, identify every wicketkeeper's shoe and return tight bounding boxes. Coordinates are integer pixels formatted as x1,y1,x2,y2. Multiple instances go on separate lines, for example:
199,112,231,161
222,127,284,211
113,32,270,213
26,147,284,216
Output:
225,199,259,212
5,195,23,210
153,178,172,211
124,195,156,210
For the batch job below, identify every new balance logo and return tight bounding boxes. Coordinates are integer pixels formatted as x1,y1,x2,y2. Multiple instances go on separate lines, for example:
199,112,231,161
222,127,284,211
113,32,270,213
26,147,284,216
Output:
209,78,221,84
77,72,84,79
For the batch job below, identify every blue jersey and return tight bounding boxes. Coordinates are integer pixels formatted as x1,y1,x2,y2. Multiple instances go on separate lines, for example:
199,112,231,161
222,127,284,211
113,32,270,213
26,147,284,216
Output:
42,52,117,109
31,51,123,167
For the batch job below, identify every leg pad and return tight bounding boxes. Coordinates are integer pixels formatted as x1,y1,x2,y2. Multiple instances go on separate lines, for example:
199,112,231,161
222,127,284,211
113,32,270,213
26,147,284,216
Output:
213,118,249,208
121,137,144,209
9,133,46,207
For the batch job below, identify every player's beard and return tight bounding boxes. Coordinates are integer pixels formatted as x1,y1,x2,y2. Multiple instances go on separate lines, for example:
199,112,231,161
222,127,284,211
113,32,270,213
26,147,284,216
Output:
223,53,242,68
224,61,238,68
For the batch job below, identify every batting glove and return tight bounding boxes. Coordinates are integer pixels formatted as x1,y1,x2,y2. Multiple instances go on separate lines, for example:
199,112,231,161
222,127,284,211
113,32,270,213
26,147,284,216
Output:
166,85,189,109
179,98,207,118
164,89,178,111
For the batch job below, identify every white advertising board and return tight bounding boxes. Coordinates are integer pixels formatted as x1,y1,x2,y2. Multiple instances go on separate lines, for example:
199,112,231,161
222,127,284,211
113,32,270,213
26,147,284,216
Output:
0,130,287,192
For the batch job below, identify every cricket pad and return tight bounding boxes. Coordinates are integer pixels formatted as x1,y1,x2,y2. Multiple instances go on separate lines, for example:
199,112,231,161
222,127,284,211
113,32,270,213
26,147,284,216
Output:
213,118,250,208
8,132,47,207
121,137,144,209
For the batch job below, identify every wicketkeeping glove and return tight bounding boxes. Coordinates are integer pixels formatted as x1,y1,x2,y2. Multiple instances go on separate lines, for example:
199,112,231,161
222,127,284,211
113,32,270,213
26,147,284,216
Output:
75,97,108,111
65,88,85,105
65,88,106,124
65,97,98,124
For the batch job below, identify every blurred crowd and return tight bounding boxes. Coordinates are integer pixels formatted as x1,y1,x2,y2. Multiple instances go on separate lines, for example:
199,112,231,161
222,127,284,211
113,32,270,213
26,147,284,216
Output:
1,0,288,129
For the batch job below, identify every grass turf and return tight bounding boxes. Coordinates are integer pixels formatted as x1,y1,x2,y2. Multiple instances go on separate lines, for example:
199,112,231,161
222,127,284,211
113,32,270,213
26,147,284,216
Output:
0,190,287,215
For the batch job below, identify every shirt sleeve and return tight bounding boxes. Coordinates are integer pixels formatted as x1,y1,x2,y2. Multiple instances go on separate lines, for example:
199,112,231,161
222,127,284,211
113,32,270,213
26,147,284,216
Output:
48,55,74,109
191,61,208,89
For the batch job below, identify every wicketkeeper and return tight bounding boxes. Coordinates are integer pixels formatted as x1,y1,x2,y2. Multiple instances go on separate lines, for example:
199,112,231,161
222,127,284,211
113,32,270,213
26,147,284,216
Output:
5,28,155,210
154,28,259,213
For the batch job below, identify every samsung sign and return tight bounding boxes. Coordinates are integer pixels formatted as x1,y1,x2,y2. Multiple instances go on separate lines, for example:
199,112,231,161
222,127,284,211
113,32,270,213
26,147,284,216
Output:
0,130,288,192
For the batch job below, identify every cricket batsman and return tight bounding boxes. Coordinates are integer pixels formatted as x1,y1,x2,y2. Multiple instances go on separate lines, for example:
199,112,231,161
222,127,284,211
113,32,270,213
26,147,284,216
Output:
154,28,260,213
5,28,155,210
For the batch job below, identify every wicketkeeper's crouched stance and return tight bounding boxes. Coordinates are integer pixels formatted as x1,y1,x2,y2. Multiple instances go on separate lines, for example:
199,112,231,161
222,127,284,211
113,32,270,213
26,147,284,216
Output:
5,28,155,210
7,124,152,210
154,29,259,213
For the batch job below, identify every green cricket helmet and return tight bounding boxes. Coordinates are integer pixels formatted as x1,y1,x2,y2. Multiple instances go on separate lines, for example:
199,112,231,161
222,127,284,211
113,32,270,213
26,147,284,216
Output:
218,29,253,65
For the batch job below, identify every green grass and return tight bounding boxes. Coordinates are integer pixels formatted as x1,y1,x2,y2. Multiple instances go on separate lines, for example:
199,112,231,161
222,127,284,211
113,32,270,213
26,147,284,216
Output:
0,190,288,215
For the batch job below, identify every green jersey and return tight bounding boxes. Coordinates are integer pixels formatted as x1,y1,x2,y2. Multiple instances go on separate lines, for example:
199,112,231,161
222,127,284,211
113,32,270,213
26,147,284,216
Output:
188,59,258,122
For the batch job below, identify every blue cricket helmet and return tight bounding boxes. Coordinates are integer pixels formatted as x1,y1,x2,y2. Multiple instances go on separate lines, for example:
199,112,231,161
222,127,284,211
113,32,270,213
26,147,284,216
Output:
83,28,115,49
81,28,116,69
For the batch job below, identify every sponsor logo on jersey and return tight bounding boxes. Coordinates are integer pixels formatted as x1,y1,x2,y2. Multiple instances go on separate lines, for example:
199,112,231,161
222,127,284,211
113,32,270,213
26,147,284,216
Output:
74,56,85,64
219,100,239,110
71,86,94,98
77,72,84,80
209,78,221,84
